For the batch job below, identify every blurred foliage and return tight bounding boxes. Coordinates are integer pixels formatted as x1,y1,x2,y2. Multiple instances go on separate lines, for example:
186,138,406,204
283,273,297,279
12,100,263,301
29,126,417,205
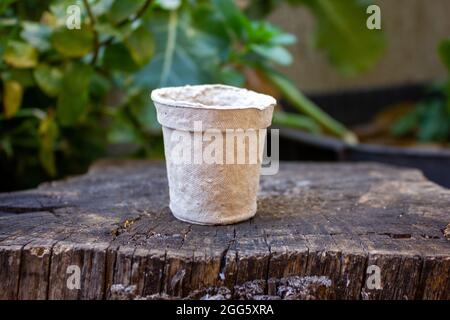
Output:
246,0,386,75
0,0,384,190
392,38,450,143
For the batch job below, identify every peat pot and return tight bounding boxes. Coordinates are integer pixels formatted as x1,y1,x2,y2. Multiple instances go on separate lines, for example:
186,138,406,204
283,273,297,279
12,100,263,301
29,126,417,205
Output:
152,84,276,225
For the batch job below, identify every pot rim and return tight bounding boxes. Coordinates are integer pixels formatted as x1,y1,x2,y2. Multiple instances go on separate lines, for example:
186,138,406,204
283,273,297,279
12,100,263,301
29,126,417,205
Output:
151,84,276,111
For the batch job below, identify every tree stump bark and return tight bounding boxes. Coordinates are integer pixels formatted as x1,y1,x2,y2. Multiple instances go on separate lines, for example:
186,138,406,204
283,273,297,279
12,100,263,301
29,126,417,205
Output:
0,161,449,300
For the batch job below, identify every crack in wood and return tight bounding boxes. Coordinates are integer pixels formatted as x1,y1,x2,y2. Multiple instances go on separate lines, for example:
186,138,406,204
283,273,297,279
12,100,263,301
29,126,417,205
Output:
262,230,272,295
0,205,69,214
14,239,34,300
1,161,449,299
45,241,58,299
158,251,167,296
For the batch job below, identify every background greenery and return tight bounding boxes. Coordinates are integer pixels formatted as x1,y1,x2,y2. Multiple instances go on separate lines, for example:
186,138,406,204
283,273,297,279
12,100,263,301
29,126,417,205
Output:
392,38,450,143
0,0,385,191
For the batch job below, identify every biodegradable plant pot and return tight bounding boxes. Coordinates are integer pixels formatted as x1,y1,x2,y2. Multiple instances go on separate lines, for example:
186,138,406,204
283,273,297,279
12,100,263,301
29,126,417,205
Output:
151,84,276,225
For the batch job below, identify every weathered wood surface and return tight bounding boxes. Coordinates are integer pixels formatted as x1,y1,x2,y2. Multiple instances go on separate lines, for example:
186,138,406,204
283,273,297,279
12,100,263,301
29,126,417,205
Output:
0,160,449,300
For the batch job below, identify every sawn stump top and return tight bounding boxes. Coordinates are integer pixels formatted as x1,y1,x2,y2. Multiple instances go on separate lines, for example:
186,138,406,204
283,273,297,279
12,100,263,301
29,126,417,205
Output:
0,161,449,300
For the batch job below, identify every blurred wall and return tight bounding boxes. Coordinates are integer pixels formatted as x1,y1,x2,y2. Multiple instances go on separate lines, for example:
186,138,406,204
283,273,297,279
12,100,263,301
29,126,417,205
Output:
269,0,450,93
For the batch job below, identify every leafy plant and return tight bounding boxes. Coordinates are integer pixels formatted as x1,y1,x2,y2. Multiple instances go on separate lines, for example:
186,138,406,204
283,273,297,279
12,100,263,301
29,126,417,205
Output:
247,0,386,75
392,38,450,143
0,0,384,190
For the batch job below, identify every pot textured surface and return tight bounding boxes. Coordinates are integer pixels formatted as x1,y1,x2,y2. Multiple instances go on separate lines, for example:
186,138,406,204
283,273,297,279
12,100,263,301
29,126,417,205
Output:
0,161,449,300
152,85,275,225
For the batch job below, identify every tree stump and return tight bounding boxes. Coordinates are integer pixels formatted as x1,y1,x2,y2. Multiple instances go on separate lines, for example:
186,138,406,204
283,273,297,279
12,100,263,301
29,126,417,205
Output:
0,161,449,300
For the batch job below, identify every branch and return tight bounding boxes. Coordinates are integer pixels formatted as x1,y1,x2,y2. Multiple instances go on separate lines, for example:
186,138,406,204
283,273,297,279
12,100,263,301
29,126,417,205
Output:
118,0,153,27
83,0,99,65
262,67,358,144
101,0,153,47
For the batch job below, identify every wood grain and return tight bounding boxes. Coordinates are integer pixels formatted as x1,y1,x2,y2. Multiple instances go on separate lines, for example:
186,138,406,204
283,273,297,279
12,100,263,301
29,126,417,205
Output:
0,161,449,299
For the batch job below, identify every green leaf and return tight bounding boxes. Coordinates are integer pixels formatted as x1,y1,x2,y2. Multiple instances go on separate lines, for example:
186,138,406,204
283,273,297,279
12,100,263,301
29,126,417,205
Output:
21,22,52,52
191,2,232,48
438,38,450,72
0,137,13,158
209,2,295,67
217,66,245,87
108,0,147,24
108,108,139,144
391,108,418,137
212,0,251,40
3,41,38,68
125,26,155,66
302,0,385,75
90,72,111,99
270,33,297,45
393,98,450,142
273,111,322,133
246,21,288,45
3,80,23,118
103,43,139,72
95,23,126,40
57,62,93,126
91,0,115,16
2,69,35,88
262,67,357,143
133,10,220,88
251,44,292,65
0,108,45,121
38,112,59,176
417,100,449,142
128,91,160,131
34,64,63,97
96,22,135,43
51,26,94,58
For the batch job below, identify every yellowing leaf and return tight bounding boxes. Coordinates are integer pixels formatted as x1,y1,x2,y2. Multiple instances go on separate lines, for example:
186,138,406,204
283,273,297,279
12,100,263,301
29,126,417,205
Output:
41,11,58,28
38,112,58,176
51,26,94,58
125,26,155,66
34,64,63,97
3,80,23,118
3,41,38,68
